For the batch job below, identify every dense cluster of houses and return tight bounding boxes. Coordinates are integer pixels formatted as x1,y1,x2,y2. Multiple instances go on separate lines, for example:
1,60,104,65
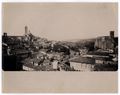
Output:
2,26,118,71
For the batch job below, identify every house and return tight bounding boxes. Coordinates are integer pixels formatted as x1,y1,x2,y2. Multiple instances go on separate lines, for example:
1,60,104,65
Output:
79,48,88,55
70,57,95,71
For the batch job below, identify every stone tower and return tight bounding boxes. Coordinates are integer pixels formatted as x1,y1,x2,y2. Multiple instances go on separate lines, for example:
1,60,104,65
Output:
25,26,28,36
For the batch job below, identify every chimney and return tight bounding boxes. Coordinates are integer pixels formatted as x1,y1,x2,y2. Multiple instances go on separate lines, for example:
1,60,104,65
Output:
110,31,114,38
25,26,28,35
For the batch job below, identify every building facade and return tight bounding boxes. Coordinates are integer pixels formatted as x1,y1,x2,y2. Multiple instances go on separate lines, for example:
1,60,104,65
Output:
94,31,117,51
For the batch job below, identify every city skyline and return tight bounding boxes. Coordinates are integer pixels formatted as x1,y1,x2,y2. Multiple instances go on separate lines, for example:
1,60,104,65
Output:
3,3,118,41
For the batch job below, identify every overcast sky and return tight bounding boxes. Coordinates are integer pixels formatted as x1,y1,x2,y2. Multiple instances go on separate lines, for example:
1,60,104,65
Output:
3,3,118,41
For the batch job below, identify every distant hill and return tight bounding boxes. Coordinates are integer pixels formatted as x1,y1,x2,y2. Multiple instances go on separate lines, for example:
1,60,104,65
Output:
53,38,96,52
63,38,96,43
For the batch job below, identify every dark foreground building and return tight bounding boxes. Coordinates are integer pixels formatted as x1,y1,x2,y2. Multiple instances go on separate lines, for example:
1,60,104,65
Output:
2,26,33,71
2,55,23,71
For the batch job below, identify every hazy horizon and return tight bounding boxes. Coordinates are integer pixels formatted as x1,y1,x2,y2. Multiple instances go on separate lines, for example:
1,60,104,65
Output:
3,3,118,41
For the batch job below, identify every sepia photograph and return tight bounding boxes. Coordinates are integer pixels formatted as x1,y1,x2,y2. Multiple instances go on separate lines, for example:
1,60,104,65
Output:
2,3,118,71
1,2,118,93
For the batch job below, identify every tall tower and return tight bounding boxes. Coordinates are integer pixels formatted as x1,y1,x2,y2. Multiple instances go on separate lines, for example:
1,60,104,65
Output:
25,26,28,35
